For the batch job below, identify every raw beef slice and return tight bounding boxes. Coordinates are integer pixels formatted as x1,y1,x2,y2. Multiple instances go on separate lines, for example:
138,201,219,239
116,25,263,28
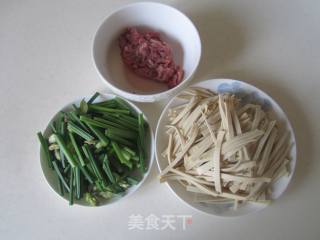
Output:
119,27,184,88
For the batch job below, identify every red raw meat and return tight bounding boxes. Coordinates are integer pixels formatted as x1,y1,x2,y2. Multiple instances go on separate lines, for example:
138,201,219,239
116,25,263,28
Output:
119,27,184,88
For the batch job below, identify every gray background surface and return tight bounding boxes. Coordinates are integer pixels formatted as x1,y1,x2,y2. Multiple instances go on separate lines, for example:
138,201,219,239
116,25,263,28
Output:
1,0,319,239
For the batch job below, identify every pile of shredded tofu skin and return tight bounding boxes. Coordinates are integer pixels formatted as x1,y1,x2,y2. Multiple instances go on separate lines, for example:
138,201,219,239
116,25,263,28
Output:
160,87,292,208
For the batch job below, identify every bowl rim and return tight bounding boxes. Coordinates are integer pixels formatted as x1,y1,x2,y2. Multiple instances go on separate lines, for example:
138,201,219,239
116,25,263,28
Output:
155,78,297,216
39,92,155,207
92,1,202,102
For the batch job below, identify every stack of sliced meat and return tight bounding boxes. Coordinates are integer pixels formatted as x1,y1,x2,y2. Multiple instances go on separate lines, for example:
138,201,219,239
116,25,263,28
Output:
119,27,184,88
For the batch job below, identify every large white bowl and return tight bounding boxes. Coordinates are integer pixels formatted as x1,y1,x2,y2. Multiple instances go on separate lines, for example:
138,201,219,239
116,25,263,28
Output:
155,79,297,217
40,93,155,206
93,2,201,102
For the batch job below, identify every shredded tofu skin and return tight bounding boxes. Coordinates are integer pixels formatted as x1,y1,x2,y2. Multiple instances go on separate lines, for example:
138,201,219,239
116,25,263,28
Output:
159,87,292,209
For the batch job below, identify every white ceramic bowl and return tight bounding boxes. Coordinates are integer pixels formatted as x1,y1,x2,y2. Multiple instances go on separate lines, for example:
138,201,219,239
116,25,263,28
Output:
155,79,297,216
93,2,201,102
40,93,155,206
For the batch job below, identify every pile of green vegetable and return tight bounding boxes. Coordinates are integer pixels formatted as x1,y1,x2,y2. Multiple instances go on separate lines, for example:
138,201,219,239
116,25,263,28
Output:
37,93,148,206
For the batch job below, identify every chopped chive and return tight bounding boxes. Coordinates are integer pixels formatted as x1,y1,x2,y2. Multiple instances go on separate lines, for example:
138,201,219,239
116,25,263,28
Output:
114,97,138,117
60,119,66,137
82,147,90,161
95,180,105,192
138,114,145,145
108,113,139,128
111,141,132,168
82,145,104,180
106,128,137,140
122,150,131,161
93,100,117,108
60,149,66,168
102,155,115,184
101,114,138,131
119,118,139,130
67,111,90,132
55,113,63,134
99,114,119,122
69,169,74,205
88,104,130,114
85,163,96,180
63,165,71,174
79,165,94,184
67,122,94,141
138,114,146,173
95,141,105,150
88,92,100,104
50,122,57,133
72,104,78,112
86,123,109,147
52,161,70,192
56,174,64,196
93,98,116,104
126,176,139,185
123,147,136,156
106,132,135,148
69,132,86,166
54,134,78,168
131,155,139,162
75,167,81,199
37,132,53,169
138,140,146,173
80,116,112,128
93,117,127,129
119,114,139,125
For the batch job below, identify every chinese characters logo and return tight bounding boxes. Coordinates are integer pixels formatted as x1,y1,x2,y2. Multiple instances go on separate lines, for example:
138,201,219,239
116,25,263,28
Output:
128,214,192,231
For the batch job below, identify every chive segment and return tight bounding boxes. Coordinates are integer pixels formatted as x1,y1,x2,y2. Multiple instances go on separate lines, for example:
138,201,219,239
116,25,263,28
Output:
114,97,138,117
94,116,131,130
88,104,130,114
69,169,74,205
67,111,89,132
106,128,137,140
88,92,100,104
69,132,86,166
79,165,94,184
138,114,146,172
67,122,94,141
86,123,109,147
102,155,115,184
82,145,104,181
75,167,81,199
37,132,53,169
106,132,135,148
54,134,78,168
111,141,132,168
52,161,70,192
